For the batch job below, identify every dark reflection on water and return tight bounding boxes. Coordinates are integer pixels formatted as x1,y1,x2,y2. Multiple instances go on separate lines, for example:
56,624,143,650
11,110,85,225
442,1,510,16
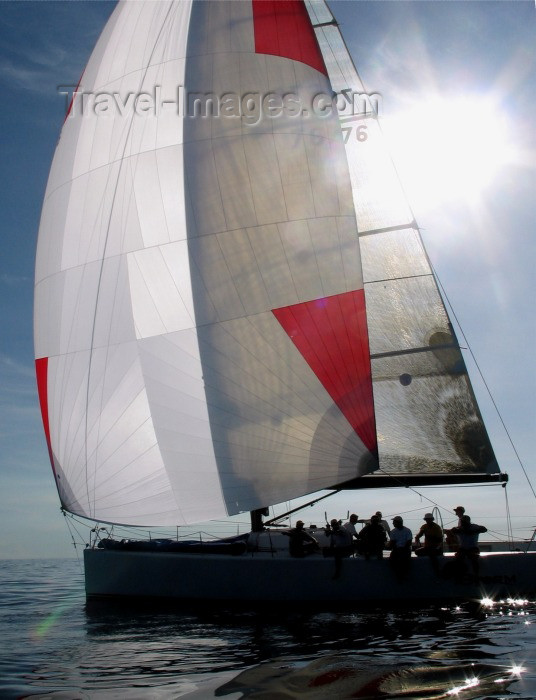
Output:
1,560,535,699
217,658,523,699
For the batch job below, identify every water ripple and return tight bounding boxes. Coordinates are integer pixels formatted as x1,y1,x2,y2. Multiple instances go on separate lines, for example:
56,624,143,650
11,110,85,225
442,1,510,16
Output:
1,560,534,699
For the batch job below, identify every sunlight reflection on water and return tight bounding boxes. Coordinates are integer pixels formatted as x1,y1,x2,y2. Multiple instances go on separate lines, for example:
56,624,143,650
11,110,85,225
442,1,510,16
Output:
0,560,535,699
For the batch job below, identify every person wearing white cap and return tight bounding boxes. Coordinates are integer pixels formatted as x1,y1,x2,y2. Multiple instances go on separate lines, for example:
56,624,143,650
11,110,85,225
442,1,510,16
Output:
387,516,412,580
414,513,444,567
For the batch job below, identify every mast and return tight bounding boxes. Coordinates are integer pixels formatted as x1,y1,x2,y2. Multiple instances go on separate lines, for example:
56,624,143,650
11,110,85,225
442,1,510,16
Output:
250,508,269,532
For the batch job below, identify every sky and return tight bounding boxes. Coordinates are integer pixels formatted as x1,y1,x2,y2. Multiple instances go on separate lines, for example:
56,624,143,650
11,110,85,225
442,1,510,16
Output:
0,0,534,559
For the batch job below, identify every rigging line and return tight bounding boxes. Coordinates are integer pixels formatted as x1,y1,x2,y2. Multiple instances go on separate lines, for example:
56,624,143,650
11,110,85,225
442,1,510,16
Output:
503,484,515,546
264,489,341,526
430,261,536,502
416,482,504,488
371,478,514,541
61,509,83,570
373,468,506,519
373,468,447,512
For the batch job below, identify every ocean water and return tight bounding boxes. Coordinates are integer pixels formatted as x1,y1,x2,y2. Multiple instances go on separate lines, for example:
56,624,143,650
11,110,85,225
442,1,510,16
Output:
1,559,535,699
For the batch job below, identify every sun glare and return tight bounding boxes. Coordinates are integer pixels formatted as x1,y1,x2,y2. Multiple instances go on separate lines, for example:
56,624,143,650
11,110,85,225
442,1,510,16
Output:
382,96,513,211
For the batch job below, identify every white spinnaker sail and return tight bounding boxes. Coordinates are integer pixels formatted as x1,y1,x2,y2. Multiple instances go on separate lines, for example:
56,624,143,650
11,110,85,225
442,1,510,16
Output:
34,0,377,526
307,0,498,477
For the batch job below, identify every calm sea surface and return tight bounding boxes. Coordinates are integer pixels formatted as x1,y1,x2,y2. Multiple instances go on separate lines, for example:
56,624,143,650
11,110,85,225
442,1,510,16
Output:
1,558,535,699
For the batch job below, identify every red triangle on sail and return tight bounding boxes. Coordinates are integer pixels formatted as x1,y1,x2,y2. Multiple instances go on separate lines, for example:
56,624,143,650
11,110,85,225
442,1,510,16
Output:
252,0,328,76
35,356,56,472
273,290,377,453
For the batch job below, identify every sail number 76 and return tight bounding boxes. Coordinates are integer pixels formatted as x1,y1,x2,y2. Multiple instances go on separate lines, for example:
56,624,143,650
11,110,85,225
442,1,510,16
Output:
342,125,368,143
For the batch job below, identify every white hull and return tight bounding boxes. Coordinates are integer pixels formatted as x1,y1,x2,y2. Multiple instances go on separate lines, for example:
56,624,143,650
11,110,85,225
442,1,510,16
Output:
84,548,536,605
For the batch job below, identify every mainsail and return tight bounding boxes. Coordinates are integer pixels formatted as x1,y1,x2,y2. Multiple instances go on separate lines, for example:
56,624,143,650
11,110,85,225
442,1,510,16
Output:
307,0,501,487
34,0,502,528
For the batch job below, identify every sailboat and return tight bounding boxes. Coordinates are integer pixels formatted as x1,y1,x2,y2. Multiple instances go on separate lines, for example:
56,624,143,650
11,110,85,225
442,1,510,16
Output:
34,0,535,604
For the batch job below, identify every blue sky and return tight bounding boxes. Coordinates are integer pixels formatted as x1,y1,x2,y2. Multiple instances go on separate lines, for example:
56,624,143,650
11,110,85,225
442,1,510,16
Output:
0,1,534,558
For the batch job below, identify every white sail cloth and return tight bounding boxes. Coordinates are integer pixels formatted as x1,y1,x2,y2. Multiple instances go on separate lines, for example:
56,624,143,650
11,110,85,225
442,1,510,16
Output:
34,0,376,525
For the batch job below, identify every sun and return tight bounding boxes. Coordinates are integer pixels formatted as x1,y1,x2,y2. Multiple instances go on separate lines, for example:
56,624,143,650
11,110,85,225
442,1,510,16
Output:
381,95,514,212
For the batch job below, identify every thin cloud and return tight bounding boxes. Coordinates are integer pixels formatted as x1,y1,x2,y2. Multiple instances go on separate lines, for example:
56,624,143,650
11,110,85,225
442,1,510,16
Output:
0,3,114,96
0,353,36,381
1,273,30,287
0,44,79,96
0,57,58,95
